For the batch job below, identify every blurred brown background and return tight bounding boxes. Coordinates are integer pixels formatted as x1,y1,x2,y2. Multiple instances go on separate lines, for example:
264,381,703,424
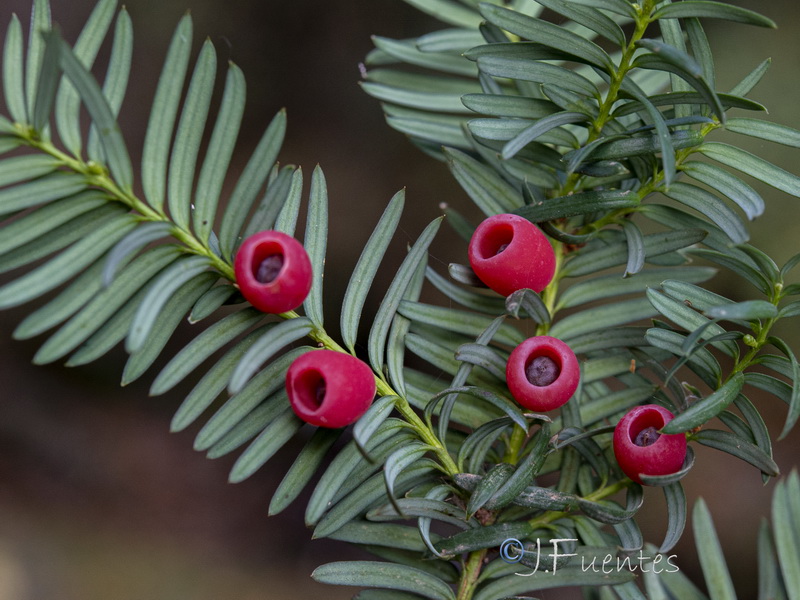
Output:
0,1,798,599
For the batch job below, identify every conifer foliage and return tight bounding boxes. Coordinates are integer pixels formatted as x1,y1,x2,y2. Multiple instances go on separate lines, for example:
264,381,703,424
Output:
1,0,800,598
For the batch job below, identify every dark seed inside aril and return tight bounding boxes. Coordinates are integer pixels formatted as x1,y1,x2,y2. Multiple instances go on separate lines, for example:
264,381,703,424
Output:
314,380,327,407
256,253,284,283
495,243,509,255
525,356,560,387
634,426,660,447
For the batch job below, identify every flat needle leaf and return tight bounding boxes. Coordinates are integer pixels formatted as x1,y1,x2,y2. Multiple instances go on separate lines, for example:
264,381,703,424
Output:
304,165,328,328
141,14,193,213
167,39,216,229
341,189,405,353
368,217,442,375
193,62,246,243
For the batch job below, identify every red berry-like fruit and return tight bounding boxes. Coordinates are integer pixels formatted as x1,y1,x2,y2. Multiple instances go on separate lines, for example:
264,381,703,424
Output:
286,350,377,428
506,336,580,411
468,213,556,296
613,404,688,485
234,230,312,314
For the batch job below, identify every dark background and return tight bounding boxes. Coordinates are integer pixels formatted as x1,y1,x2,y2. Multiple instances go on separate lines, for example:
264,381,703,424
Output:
0,1,798,598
